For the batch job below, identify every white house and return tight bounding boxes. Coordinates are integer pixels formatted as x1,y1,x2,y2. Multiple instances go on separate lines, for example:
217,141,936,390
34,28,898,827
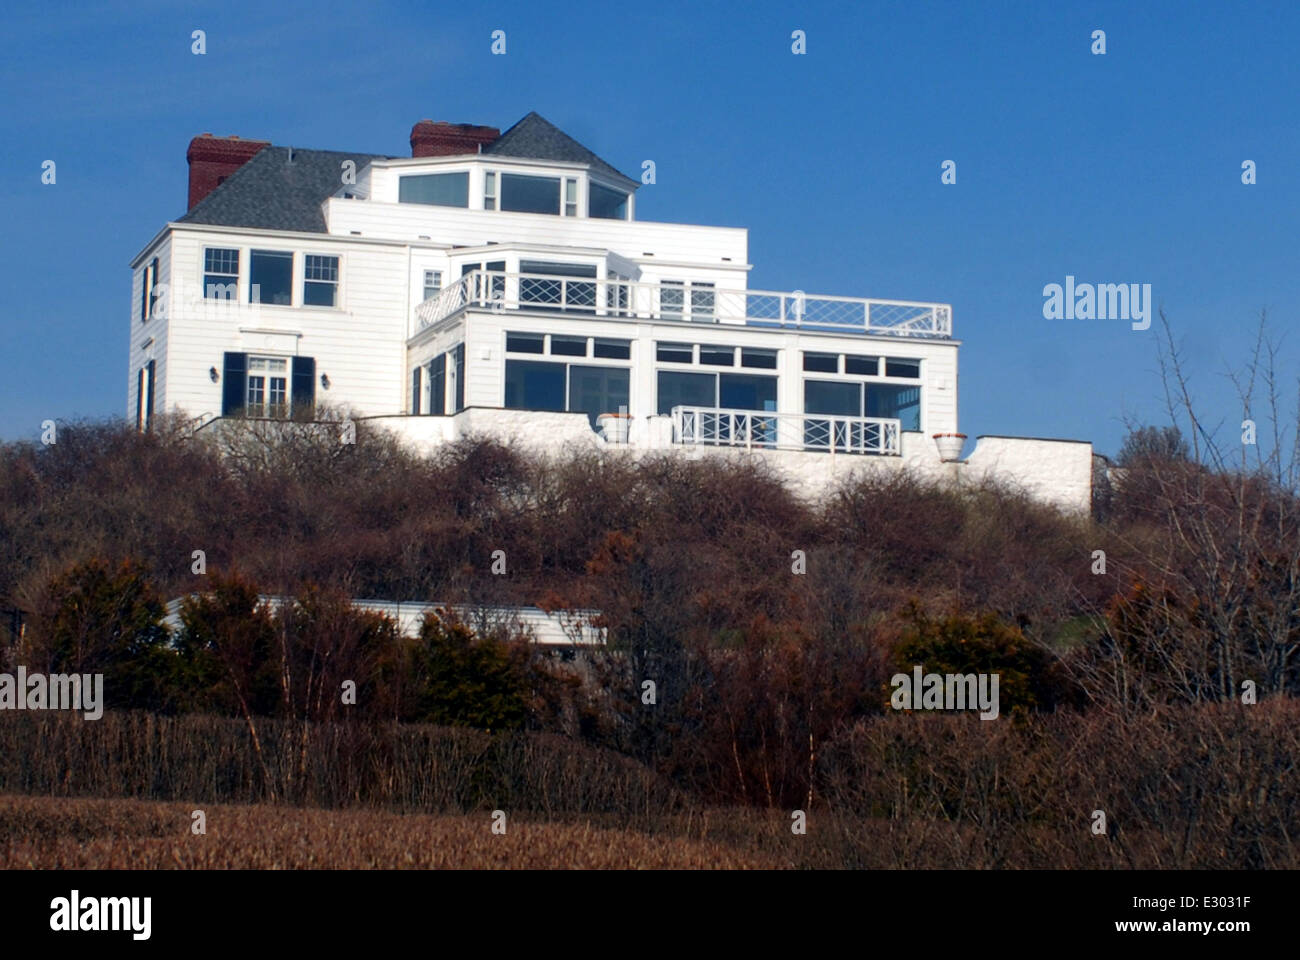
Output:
128,112,1092,512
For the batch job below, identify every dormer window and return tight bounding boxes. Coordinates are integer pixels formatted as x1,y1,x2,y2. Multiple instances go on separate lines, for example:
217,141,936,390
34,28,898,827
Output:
484,172,497,210
589,182,628,220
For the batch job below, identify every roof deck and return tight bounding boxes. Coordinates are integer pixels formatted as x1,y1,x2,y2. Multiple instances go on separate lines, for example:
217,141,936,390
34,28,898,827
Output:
412,270,952,341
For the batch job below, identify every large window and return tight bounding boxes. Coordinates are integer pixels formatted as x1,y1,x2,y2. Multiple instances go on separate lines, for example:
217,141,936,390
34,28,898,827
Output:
303,254,338,307
204,247,239,300
250,250,293,305
399,172,469,207
868,384,921,429
657,370,776,415
504,336,631,426
568,365,630,426
589,182,628,220
804,379,921,431
505,360,567,412
500,173,561,214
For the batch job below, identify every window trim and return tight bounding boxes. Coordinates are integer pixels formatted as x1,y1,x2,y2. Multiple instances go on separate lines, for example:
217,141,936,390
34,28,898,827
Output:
203,247,240,302
248,249,295,306
244,354,291,419
302,253,340,308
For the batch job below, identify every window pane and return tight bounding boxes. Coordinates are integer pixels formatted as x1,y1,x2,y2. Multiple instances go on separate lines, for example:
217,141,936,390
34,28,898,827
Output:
589,182,628,220
699,345,735,366
505,360,566,411
501,174,561,214
657,370,715,415
399,172,469,207
250,250,293,305
885,358,921,379
803,352,838,373
303,282,335,307
204,248,239,274
720,373,777,411
804,380,861,416
867,384,921,431
551,336,588,357
845,355,880,376
656,342,693,363
568,365,630,427
593,338,631,359
741,348,778,369
506,332,545,354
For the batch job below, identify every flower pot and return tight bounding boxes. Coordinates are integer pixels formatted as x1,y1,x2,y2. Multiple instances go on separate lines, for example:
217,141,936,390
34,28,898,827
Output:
933,432,967,462
597,413,631,444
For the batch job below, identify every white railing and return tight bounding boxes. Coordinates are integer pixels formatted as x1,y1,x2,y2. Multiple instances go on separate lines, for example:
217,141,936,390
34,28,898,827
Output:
412,270,951,339
671,406,901,456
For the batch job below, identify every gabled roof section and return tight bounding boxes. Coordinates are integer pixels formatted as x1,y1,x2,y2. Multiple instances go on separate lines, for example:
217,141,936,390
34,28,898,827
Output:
484,112,637,187
179,146,389,233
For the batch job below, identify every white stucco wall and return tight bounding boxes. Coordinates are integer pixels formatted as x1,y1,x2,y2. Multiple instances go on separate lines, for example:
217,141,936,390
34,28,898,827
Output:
962,436,1093,514
365,414,1093,514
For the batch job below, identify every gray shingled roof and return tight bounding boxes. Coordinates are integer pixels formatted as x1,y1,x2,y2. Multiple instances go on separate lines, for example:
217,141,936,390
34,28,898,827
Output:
179,146,389,233
177,112,635,233
484,112,637,186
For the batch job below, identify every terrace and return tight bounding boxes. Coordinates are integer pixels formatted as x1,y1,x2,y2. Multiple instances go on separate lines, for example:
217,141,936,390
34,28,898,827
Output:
412,269,952,340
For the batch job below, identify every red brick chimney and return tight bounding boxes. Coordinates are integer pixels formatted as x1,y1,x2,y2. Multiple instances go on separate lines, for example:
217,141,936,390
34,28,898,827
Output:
186,134,271,209
410,119,499,157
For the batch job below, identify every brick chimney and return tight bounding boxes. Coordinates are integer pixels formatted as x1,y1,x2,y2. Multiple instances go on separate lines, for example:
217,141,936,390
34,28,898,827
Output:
410,119,499,157
186,134,271,209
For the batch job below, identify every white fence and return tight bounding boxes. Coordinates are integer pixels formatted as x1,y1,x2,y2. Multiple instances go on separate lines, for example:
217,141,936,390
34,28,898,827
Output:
414,270,951,339
671,406,901,456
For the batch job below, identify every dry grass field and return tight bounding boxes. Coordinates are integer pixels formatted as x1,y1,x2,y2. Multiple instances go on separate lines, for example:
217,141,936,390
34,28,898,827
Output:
0,794,800,869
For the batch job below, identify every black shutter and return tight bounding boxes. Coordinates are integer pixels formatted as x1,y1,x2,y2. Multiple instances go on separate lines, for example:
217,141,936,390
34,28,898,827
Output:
412,367,421,414
140,267,148,323
136,369,145,429
145,360,156,425
291,356,316,419
149,258,159,318
222,352,246,416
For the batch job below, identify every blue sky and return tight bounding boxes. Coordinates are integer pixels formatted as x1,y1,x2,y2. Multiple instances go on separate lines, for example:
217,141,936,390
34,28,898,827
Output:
2,0,1296,456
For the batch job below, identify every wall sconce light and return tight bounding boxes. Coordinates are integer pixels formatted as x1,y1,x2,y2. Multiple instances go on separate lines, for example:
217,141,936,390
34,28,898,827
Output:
209,366,219,383
320,373,331,390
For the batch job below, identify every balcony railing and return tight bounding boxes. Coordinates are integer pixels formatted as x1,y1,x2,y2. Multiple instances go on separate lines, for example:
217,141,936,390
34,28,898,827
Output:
671,406,901,456
413,270,951,339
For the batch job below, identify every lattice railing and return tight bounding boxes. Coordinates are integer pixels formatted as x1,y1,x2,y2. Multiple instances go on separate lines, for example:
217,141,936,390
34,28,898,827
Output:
413,271,951,339
671,406,901,456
